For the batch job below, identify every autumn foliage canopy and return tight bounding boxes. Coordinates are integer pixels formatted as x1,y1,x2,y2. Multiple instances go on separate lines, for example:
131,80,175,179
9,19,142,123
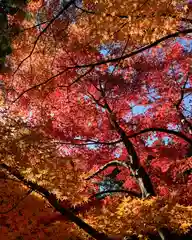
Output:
0,0,192,239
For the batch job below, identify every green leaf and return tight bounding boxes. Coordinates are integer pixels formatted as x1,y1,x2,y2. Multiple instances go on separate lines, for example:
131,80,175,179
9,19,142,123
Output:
24,12,33,21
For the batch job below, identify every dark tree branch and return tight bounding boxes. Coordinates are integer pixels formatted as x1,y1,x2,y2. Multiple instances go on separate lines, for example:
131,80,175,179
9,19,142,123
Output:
73,28,192,68
13,0,75,75
127,127,192,145
59,66,94,88
85,85,155,197
12,28,192,103
86,160,129,180
99,85,155,197
0,163,112,240
12,68,69,102
56,139,122,146
13,20,50,35
91,189,141,199
0,189,33,214
176,72,190,108
86,90,105,108
181,17,192,24
12,66,94,103
175,72,192,132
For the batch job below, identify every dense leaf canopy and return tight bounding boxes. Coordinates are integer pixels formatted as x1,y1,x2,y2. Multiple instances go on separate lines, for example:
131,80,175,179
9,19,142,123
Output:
0,0,192,239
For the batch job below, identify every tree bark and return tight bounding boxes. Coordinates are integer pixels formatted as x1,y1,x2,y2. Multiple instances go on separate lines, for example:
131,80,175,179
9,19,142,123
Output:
0,163,113,240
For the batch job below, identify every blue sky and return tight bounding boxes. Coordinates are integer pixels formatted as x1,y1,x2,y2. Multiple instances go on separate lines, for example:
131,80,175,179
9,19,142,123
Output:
98,37,192,146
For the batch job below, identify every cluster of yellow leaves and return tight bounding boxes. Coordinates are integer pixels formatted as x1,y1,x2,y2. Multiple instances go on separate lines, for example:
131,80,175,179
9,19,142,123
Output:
78,196,192,239
1,177,191,240
0,115,91,240
26,0,44,12
0,116,191,239
73,0,188,46
0,178,85,240
0,116,90,206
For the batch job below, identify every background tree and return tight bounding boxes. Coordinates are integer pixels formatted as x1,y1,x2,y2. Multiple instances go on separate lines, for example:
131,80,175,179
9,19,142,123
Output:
0,0,31,72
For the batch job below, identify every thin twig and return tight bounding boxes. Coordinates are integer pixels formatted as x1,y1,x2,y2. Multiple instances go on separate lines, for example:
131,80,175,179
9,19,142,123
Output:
13,0,75,75
86,160,129,180
127,127,192,145
55,139,122,146
12,28,192,102
0,189,33,214
91,189,141,198
0,163,112,240
75,4,192,24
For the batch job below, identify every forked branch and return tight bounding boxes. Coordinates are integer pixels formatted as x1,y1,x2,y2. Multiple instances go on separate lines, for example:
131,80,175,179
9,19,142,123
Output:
86,160,129,180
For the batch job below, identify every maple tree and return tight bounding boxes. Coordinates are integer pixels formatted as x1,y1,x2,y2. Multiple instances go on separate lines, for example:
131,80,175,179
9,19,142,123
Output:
0,0,192,239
